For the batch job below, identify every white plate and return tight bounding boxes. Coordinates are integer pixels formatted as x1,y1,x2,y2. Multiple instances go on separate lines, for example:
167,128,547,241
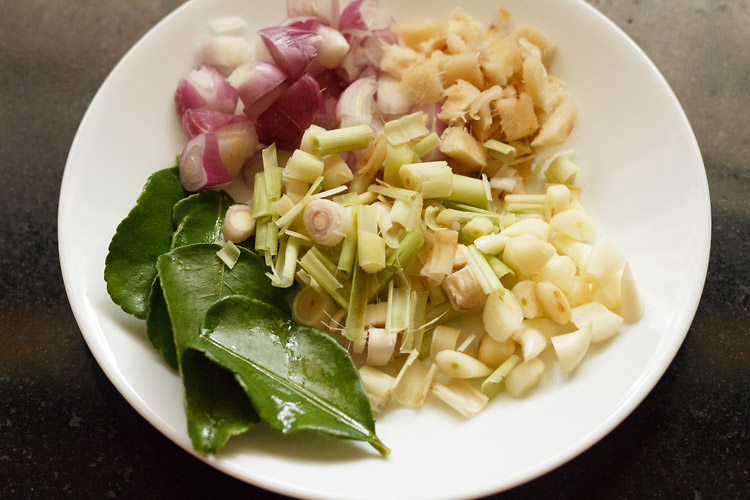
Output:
59,0,710,498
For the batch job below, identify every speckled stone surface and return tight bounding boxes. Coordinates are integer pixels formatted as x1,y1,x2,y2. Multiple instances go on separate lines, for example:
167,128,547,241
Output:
0,1,747,499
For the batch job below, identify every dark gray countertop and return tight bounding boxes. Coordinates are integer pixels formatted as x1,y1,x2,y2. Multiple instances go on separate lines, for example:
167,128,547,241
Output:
1,1,747,498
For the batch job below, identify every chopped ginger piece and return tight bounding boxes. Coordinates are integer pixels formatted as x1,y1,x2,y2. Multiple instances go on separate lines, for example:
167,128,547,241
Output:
439,127,487,170
439,80,482,124
393,18,449,51
401,54,444,104
496,92,539,141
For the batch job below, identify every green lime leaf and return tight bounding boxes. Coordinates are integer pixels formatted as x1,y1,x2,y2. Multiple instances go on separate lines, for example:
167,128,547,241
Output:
171,191,234,249
156,243,288,453
104,167,186,318
192,295,389,456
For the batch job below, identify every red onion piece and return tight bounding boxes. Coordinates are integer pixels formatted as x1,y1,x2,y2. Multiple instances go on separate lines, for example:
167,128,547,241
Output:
228,61,289,120
256,74,324,150
339,0,394,33
336,76,377,127
283,16,326,31
215,122,259,177
174,65,238,116
181,109,249,139
179,133,233,192
286,0,340,28
259,26,321,80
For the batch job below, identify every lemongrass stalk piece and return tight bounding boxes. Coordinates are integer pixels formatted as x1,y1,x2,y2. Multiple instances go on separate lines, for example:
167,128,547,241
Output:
292,285,338,330
359,365,395,414
223,204,256,243
344,264,370,342
446,174,490,209
412,131,440,158
365,301,387,327
432,380,489,417
422,229,458,283
216,241,241,269
321,154,354,190
505,358,545,397
303,199,351,246
391,350,438,408
474,234,509,255
430,325,461,358
385,283,410,335
545,154,579,184
480,354,521,398
551,323,592,374
399,161,453,198
384,111,429,145
366,327,398,366
484,139,516,162
383,143,414,186
312,124,374,156
299,124,326,153
619,262,644,323
460,217,494,243
285,149,324,183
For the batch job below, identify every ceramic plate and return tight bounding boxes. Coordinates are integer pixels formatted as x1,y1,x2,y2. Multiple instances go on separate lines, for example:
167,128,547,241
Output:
59,0,710,498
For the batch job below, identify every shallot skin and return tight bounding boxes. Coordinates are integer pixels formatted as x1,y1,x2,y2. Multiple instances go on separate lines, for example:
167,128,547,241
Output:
174,65,238,116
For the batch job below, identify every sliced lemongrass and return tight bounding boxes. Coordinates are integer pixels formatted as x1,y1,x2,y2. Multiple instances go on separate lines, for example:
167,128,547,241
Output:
619,262,644,323
321,154,354,190
358,191,378,205
337,208,358,275
366,327,398,366
549,209,596,242
505,358,545,397
299,248,348,309
571,301,623,343
385,282,410,335
375,229,424,296
474,234,509,255
299,124,326,153
536,254,576,295
544,184,570,221
591,271,621,309
421,229,458,283
374,202,400,249
216,241,241,269
446,174,490,209
284,149,324,184
453,243,469,270
357,204,386,273
344,265,370,342
292,285,338,330
412,131,440,159
490,176,518,194
399,161,453,199
432,379,489,417
442,202,504,219
483,289,523,342
404,193,423,231
460,216,494,243
252,171,272,218
549,233,592,268
303,198,351,247
435,350,492,378
567,275,593,307
504,236,556,275
466,245,505,295
477,333,516,368
480,354,521,398
223,204,256,243
584,237,625,282
383,143,414,187
364,301,387,327
359,365,395,414
500,218,551,241
271,195,294,218
551,323,592,374
513,324,548,361
334,191,361,207
254,217,278,255
512,280,544,319
269,235,301,288
311,125,373,156
426,280,447,305
284,178,309,203
441,266,487,312
391,350,438,408
430,325,461,358
425,301,461,324
544,154,579,185
486,255,516,287
535,280,572,324
402,290,428,353
390,199,412,228
484,139,516,162
505,193,545,213
456,333,478,355
384,111,429,145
